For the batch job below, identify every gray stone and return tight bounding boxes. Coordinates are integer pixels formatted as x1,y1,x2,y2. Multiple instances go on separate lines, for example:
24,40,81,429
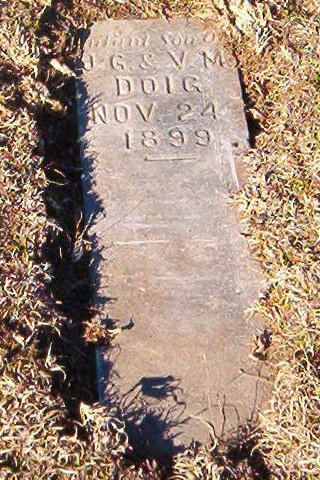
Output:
77,18,267,459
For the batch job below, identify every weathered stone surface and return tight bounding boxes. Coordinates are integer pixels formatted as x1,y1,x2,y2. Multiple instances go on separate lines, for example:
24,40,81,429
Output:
77,18,267,458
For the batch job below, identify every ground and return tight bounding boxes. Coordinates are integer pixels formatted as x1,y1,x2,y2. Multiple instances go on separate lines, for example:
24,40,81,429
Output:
0,0,319,479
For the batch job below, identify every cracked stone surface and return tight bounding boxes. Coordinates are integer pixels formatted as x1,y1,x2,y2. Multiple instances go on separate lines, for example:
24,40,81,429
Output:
77,18,267,458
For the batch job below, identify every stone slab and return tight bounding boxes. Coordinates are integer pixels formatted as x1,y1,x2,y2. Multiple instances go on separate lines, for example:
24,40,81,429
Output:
77,18,267,459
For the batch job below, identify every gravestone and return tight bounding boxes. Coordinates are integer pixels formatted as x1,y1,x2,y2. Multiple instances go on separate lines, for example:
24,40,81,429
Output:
77,18,266,458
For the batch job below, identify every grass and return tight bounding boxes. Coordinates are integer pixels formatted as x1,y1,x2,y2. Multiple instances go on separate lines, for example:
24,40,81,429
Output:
0,0,319,478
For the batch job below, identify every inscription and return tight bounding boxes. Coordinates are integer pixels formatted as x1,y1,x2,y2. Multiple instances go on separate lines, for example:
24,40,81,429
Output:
114,105,130,123
89,101,216,125
201,51,223,68
161,30,216,46
90,102,157,124
177,101,216,121
168,51,187,68
115,75,203,96
124,128,212,150
89,32,150,48
139,53,156,70
82,20,236,166
83,49,224,71
88,28,216,49
110,54,125,70
135,103,156,122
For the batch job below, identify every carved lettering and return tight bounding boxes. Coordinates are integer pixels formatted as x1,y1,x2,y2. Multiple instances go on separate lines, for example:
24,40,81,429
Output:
128,34,150,47
90,104,108,124
172,33,183,46
161,33,172,45
185,34,197,46
85,25,226,161
111,54,126,70
116,77,134,96
104,32,124,47
142,131,158,148
161,32,200,47
123,128,213,149
183,76,202,93
165,76,174,94
114,105,130,123
168,51,187,69
136,103,156,122
202,101,216,119
195,129,211,146
125,131,132,149
169,128,185,147
89,97,215,127
161,30,216,46
114,76,211,97
83,54,95,71
201,51,223,68
101,32,150,47
139,53,155,70
101,35,110,47
141,78,158,95
88,32,152,48
177,103,194,121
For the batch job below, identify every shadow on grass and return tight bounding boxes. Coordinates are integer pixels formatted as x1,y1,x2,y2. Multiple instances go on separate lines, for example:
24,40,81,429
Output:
33,8,102,435
36,80,99,417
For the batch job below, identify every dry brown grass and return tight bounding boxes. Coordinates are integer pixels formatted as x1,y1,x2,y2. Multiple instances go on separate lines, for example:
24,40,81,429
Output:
0,0,319,478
